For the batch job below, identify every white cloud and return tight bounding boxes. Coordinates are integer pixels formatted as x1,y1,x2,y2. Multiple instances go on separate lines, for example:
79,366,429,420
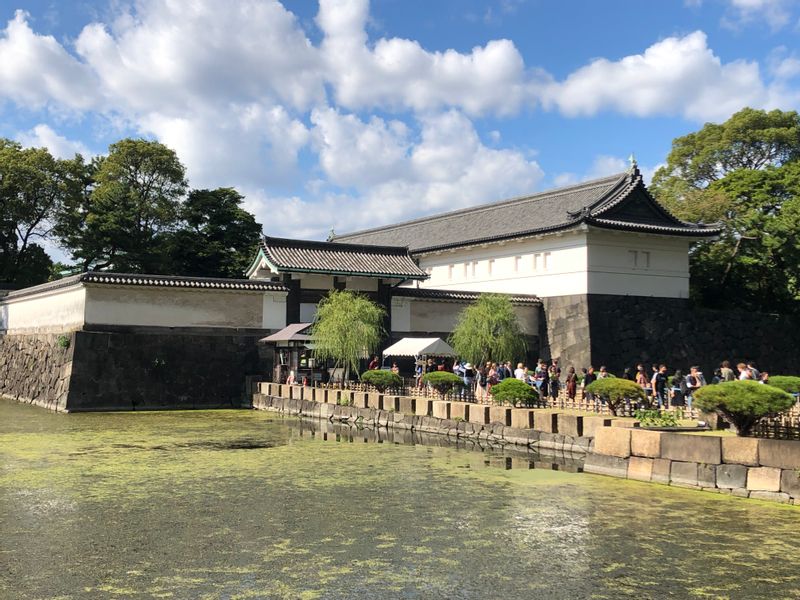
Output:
298,109,544,237
723,0,793,30
16,124,92,159
541,31,781,121
317,0,539,116
0,10,97,111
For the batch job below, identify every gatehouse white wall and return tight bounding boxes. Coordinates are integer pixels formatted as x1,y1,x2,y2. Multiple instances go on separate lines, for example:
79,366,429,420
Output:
410,227,692,299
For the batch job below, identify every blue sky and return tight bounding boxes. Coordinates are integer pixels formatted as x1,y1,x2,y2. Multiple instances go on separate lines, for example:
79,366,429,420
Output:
1,0,799,259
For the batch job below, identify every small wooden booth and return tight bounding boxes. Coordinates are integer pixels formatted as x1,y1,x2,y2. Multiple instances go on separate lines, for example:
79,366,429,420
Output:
260,323,326,385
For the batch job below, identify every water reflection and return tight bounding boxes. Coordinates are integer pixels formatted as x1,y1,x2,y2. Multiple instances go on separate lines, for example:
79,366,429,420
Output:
288,416,585,472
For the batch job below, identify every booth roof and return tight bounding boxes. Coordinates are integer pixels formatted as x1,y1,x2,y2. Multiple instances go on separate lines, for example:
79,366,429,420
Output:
382,337,457,357
259,322,313,343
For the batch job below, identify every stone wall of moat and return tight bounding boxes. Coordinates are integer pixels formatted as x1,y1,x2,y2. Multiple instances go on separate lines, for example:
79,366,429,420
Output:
0,328,272,412
0,333,75,411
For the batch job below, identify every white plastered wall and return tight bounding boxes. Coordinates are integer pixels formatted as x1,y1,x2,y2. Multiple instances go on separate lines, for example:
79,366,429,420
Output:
0,287,87,334
411,231,589,298
391,297,538,336
84,286,283,329
586,229,691,298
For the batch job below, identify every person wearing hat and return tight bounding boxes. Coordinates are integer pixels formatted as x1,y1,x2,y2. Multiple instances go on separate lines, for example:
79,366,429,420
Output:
463,362,476,400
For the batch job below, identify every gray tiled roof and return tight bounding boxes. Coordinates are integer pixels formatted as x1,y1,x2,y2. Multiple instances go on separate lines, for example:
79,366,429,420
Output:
261,236,427,280
394,286,540,305
333,169,721,252
2,272,288,300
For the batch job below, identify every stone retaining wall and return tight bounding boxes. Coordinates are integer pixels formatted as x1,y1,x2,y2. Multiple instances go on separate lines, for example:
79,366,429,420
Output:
0,333,74,411
1,329,271,412
252,383,594,458
586,427,800,505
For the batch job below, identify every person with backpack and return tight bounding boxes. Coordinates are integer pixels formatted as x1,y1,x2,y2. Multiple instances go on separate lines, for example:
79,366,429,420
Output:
476,365,489,402
686,366,705,409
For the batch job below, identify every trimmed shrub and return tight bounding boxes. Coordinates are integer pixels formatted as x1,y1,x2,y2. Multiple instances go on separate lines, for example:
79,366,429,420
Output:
422,371,463,400
693,380,795,437
360,370,402,392
490,378,536,407
767,376,800,395
585,378,645,416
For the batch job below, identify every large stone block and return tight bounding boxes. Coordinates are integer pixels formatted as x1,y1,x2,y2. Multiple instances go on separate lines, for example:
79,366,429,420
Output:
610,418,640,428
279,384,292,399
352,392,369,409
366,392,383,410
747,466,782,492
721,437,759,466
584,453,629,478
627,456,653,482
583,416,612,438
490,406,512,426
750,491,791,503
291,385,305,400
558,414,583,438
468,404,490,425
758,439,800,470
660,433,721,465
533,411,559,433
780,470,800,498
651,458,671,484
382,396,400,412
698,464,716,488
630,430,663,458
593,427,631,458
510,408,534,429
415,399,433,417
450,401,470,422
397,396,415,415
716,464,748,489
670,461,699,487
432,401,450,420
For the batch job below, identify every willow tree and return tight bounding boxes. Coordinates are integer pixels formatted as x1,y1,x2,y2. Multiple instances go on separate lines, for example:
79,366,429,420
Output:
311,290,385,383
448,293,525,366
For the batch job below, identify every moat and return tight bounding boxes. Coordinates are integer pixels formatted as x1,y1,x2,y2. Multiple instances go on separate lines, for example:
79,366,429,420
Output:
1,401,799,599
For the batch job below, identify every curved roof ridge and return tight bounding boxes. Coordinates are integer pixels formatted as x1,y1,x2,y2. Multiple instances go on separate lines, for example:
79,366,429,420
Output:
334,172,626,241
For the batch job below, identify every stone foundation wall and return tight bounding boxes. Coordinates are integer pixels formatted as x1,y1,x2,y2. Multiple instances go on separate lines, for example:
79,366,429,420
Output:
586,427,800,505
540,295,591,369
587,294,800,375
0,333,75,411
1,329,272,412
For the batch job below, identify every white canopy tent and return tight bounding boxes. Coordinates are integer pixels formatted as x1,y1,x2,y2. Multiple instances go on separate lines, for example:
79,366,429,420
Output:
382,337,457,358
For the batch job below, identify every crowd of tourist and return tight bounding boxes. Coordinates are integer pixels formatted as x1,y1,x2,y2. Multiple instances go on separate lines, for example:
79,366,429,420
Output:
409,356,772,409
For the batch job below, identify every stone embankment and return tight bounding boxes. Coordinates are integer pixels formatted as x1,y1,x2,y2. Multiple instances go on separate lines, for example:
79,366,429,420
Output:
0,333,74,411
252,383,595,459
587,427,800,505
255,382,800,507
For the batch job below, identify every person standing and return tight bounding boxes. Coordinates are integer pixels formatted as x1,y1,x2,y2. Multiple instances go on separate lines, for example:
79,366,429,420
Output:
514,362,526,381
476,365,489,402
583,366,597,402
719,360,735,382
368,355,379,370
549,359,561,401
654,364,668,408
565,366,577,401
737,363,752,380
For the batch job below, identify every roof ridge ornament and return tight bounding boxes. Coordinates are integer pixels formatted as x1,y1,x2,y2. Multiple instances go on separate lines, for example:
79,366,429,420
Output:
628,153,640,180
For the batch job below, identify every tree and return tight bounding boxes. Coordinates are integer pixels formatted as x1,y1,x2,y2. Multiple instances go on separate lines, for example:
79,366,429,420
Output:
311,290,385,383
360,370,402,392
651,108,800,313
0,139,84,286
56,138,187,273
162,188,262,278
584,378,645,416
693,380,795,436
422,371,463,401
490,378,536,407
760,376,800,395
448,293,526,365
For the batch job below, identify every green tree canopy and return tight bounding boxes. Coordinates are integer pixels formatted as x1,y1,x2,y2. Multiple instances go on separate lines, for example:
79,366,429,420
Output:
693,380,795,436
448,293,526,365
56,138,187,272
651,108,800,313
585,378,645,416
360,370,402,392
311,290,385,382
162,188,262,278
422,371,463,401
490,378,536,407
0,139,85,286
